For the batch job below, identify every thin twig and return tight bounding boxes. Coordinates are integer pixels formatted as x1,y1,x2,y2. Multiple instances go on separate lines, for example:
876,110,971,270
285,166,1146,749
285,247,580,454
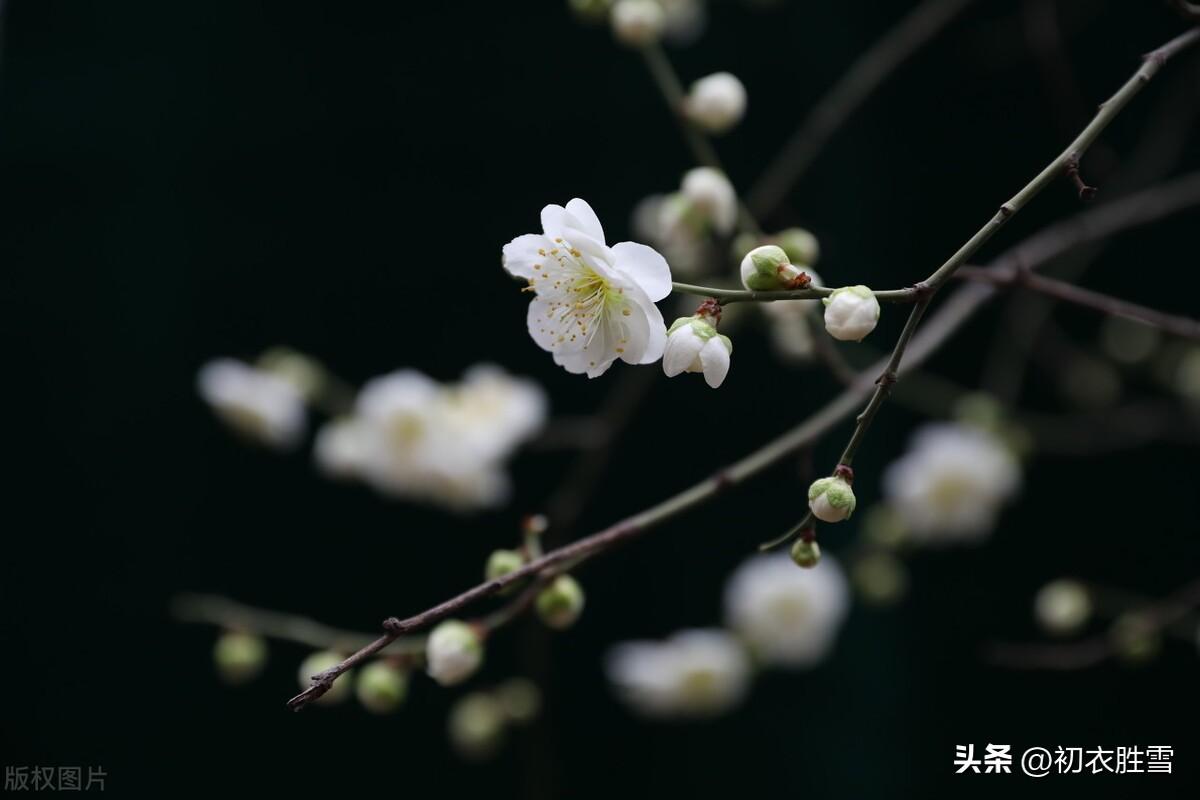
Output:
671,281,919,304
957,266,1200,339
748,0,974,215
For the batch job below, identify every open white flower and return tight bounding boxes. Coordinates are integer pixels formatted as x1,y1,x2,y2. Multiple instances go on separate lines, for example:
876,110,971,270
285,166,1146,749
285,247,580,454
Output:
724,553,849,667
314,365,546,512
197,358,306,449
685,72,747,134
882,422,1021,544
822,285,880,341
503,198,671,378
680,167,737,236
663,314,732,388
606,629,750,718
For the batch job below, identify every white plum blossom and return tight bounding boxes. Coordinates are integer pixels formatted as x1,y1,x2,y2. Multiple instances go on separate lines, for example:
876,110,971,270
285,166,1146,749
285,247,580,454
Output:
724,553,849,667
881,422,1021,544
680,167,737,236
822,285,880,341
631,193,708,277
684,72,747,134
426,620,484,686
197,358,307,449
606,629,751,718
503,198,671,378
611,0,664,46
313,365,546,512
663,313,732,388
1034,579,1092,636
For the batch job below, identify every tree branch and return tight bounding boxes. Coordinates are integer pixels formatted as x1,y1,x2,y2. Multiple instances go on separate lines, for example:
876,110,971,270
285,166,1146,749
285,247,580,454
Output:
284,28,1200,711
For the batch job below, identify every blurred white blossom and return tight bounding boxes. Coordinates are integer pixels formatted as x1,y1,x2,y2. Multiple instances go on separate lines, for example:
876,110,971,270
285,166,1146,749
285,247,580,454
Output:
631,193,708,276
761,268,824,363
504,198,671,378
314,365,546,512
606,629,750,717
685,72,746,133
660,0,707,44
680,167,737,236
611,0,665,46
882,423,1021,544
724,553,849,667
197,358,307,449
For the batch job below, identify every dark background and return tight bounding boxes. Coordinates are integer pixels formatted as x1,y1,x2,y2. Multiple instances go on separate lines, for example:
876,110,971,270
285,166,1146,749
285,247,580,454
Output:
3,0,1199,797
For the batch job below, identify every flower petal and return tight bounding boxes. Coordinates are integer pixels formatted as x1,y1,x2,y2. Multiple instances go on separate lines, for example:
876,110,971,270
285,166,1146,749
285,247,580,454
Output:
502,233,552,280
663,326,703,376
625,288,667,364
699,337,731,388
611,241,672,302
565,198,606,244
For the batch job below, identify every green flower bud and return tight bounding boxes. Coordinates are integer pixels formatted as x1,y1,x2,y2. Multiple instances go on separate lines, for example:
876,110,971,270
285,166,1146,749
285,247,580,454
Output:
495,678,542,724
448,692,507,761
1033,579,1092,636
485,549,526,582
772,228,820,266
355,661,408,714
1109,613,1161,665
852,551,908,606
808,476,856,522
213,631,267,685
536,575,586,630
739,245,808,291
298,650,353,705
789,538,821,568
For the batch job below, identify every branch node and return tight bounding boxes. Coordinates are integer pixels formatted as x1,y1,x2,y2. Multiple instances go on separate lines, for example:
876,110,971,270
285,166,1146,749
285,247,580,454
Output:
1064,155,1097,202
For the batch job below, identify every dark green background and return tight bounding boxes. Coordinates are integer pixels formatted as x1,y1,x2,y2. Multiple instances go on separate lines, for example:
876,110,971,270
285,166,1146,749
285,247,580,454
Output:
3,0,1198,797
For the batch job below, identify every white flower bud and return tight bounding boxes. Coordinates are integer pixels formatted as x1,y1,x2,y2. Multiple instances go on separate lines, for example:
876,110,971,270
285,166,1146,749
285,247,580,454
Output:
684,72,747,134
663,315,733,388
808,476,856,522
773,227,820,266
356,661,408,714
213,631,267,685
739,244,809,291
297,651,353,705
611,0,664,46
426,620,484,686
448,692,507,761
680,167,737,236
1034,579,1092,636
822,285,880,341
536,575,586,630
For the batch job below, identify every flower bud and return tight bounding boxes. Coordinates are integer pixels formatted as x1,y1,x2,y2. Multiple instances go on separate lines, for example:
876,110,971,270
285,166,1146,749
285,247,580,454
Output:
356,661,408,714
611,0,664,46
448,692,507,761
684,72,747,134
680,167,737,236
1109,612,1161,665
663,315,733,388
536,575,586,630
297,650,353,705
739,245,810,291
808,476,856,522
485,549,525,581
822,285,880,341
213,631,267,685
495,678,542,724
789,537,821,568
1033,579,1092,636
426,620,484,686
772,227,820,266
568,0,613,25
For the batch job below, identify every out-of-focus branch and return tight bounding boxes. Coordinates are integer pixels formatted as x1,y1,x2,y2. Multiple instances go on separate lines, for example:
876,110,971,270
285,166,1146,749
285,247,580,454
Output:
984,577,1200,670
286,28,1200,712
956,264,1200,340
748,0,974,215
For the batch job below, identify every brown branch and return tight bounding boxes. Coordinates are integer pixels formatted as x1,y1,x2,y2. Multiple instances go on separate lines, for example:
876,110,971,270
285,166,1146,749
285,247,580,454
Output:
284,29,1200,711
984,577,1200,670
748,0,974,215
956,264,1200,340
